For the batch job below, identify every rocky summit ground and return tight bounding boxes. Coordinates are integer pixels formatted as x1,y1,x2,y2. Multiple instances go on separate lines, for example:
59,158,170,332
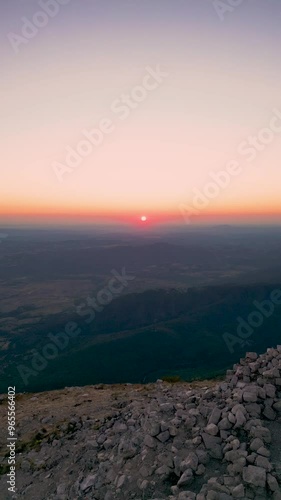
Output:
1,348,281,499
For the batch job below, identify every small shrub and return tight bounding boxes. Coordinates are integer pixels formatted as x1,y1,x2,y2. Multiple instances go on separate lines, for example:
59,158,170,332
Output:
162,375,182,384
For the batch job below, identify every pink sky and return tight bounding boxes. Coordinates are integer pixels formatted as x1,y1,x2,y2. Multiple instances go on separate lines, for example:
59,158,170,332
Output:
1,0,281,226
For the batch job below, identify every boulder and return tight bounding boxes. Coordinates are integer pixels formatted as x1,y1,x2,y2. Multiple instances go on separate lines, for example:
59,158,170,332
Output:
243,465,266,488
177,468,194,487
205,423,219,436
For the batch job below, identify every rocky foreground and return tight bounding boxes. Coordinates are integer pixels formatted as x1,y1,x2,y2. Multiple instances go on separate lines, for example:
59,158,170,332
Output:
1,348,281,499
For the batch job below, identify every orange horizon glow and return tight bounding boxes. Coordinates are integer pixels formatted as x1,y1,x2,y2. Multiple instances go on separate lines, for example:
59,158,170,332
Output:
2,2,281,227
1,205,281,227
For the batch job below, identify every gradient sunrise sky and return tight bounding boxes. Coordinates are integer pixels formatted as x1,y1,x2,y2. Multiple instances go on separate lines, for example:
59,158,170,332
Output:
1,0,281,226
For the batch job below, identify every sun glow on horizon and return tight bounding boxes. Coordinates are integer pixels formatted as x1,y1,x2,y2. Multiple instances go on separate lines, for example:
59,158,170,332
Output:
1,2,281,225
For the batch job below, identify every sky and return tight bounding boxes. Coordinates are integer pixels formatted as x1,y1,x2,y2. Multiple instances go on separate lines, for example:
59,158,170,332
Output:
1,0,281,227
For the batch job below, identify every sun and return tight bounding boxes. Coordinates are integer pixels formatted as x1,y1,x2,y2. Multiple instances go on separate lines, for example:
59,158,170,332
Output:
140,216,147,222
